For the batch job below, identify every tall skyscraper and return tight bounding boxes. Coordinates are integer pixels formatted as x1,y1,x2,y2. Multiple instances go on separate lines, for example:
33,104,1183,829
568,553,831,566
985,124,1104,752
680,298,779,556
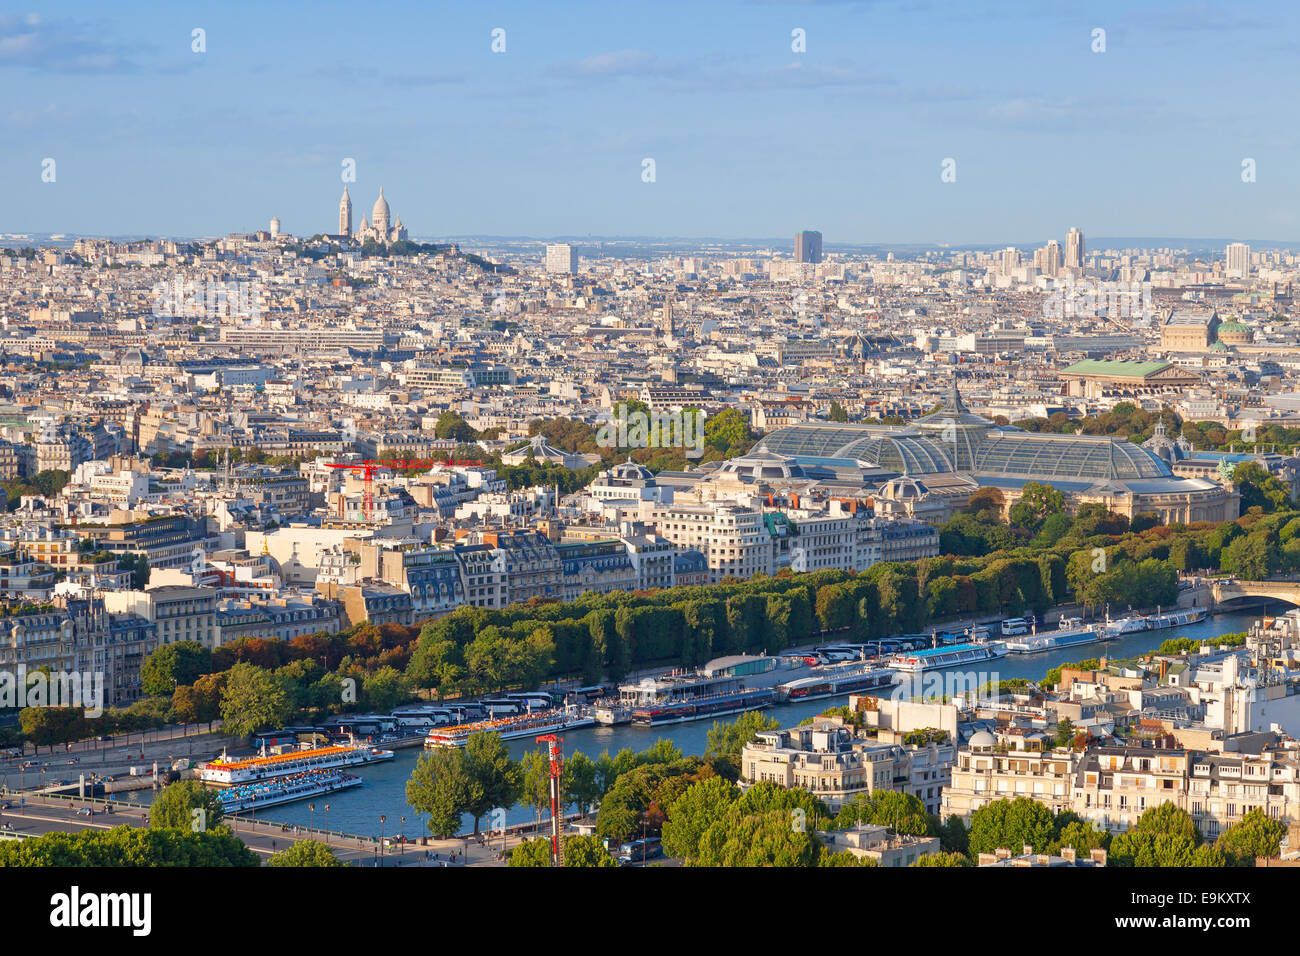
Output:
1226,242,1251,279
1065,227,1085,270
338,187,352,237
546,243,578,274
794,230,823,264
1034,239,1062,276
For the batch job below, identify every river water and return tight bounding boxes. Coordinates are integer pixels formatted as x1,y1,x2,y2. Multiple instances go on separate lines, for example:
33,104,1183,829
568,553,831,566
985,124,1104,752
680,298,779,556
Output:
169,608,1270,839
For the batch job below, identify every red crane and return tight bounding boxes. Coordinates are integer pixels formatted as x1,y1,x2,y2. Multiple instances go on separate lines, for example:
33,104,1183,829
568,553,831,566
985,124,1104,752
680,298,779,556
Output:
535,734,564,866
325,457,482,521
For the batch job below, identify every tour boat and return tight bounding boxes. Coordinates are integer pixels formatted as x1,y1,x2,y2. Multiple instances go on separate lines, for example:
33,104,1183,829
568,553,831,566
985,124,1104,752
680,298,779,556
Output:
197,743,395,786
777,662,898,701
216,770,362,812
423,706,595,748
1003,617,1103,654
1101,606,1208,638
629,687,777,726
888,641,1009,673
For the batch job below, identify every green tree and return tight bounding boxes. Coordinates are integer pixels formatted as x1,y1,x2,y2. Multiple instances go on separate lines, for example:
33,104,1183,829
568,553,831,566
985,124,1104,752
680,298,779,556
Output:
834,791,931,836
695,808,821,867
563,834,618,867
913,851,974,867
149,780,225,832
1108,803,1204,867
662,776,739,862
968,797,1056,855
1008,481,1066,534
508,836,555,867
406,747,472,839
463,731,522,835
267,839,347,867
141,641,212,697
705,711,780,779
218,662,291,737
1216,808,1286,865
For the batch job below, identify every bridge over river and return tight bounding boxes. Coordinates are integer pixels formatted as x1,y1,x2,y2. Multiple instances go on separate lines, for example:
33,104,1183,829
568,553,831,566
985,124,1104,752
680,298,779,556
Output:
1211,579,1300,607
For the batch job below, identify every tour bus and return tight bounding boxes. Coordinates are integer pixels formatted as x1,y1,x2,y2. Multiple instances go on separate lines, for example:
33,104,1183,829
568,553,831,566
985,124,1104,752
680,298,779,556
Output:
1001,618,1030,636
564,685,610,705
390,710,454,730
317,715,397,738
479,698,527,717
250,730,301,751
618,837,663,864
502,692,556,712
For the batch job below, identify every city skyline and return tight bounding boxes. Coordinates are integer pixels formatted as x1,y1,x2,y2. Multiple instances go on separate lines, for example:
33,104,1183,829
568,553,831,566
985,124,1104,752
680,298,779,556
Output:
5,1,1300,242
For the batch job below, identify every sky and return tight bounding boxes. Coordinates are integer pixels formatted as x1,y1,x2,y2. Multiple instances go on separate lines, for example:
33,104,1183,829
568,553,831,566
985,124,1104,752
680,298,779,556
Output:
3,0,1299,246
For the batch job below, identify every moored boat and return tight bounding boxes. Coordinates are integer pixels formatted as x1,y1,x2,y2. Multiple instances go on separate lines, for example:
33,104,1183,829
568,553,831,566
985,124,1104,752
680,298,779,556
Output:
216,770,362,813
197,743,394,786
424,706,595,747
777,663,897,701
888,641,1008,673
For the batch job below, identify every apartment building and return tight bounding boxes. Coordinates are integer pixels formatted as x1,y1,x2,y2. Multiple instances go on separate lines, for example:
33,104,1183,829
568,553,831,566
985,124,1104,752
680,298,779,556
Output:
557,540,636,601
473,530,562,606
741,716,958,814
648,502,773,584
943,737,1300,840
452,543,506,610
621,532,675,591
102,585,219,649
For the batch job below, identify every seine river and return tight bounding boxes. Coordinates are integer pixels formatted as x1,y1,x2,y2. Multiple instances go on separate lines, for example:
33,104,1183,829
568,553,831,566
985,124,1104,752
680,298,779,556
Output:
180,608,1270,840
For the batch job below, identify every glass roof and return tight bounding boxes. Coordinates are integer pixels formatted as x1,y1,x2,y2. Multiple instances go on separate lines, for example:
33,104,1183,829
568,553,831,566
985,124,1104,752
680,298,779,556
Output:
758,424,955,474
972,433,1173,480
758,422,1173,481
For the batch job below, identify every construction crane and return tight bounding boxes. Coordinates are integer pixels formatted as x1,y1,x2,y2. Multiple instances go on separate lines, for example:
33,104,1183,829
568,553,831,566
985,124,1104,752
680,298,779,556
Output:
535,734,564,866
324,457,482,522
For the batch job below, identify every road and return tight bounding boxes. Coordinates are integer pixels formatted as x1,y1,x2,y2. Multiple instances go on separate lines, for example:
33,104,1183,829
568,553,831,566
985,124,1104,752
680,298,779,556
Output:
0,792,525,866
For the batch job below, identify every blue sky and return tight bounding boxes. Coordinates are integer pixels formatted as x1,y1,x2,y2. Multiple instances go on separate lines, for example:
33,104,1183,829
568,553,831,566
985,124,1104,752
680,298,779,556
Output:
3,0,1298,244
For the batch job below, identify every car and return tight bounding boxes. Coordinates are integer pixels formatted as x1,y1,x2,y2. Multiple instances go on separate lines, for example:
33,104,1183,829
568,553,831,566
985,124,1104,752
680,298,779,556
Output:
66,758,79,765
97,735,112,742
1,802,11,810
75,807,92,816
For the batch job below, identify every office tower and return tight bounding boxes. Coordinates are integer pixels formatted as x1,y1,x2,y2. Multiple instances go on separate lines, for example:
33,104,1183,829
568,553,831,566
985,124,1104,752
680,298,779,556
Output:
269,217,280,238
1065,227,1085,269
1226,242,1251,279
1000,247,1021,274
794,230,823,264
1044,239,1062,276
338,187,352,237
546,243,578,274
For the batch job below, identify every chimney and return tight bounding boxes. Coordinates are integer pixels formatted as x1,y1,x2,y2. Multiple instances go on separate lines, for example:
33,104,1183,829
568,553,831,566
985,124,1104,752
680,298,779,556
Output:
978,853,997,866
1089,848,1108,866
1022,844,1034,856
1061,846,1077,862
995,848,1012,860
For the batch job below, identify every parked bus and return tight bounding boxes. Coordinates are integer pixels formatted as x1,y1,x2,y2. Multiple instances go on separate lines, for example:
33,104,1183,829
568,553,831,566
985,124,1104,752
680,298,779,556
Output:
618,837,663,864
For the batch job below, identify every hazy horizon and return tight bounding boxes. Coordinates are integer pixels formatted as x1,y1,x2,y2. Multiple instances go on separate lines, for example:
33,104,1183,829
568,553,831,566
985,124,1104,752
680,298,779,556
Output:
6,0,1298,242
